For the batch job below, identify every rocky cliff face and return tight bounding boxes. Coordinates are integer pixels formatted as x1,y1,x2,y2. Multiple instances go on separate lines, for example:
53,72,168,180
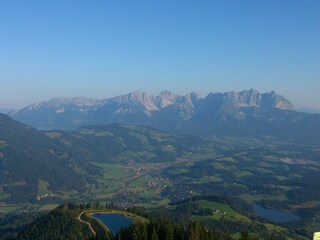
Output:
8,89,295,132
203,89,294,110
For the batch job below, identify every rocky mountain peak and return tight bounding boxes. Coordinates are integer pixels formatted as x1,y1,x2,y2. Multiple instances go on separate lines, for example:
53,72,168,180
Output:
185,92,200,100
111,91,148,103
261,91,294,110
236,89,261,107
49,97,102,106
108,91,158,113
159,90,175,97
157,90,179,108
8,89,297,130
205,89,294,110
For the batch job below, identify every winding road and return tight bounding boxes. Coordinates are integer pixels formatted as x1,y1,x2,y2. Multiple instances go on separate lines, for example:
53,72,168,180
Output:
77,211,96,237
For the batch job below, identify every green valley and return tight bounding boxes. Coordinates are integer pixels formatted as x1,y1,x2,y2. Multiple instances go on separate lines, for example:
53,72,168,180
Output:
1,114,320,238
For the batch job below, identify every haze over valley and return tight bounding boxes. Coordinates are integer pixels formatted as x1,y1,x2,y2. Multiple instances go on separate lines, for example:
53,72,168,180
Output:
1,1,320,239
1,89,320,239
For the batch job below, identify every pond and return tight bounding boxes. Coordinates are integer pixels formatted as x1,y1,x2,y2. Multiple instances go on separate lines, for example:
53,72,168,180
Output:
253,204,301,223
92,213,133,235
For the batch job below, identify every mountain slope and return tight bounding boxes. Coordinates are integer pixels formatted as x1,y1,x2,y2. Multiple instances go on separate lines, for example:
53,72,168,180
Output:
0,114,206,204
9,97,102,130
15,207,94,240
0,113,100,203
68,123,207,163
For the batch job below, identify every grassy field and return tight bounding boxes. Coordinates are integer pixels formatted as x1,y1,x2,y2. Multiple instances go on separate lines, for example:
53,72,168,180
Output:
190,199,295,237
194,200,237,216
0,205,24,213
233,170,253,178
38,204,59,211
0,140,7,148
37,179,52,196
127,175,152,188
0,192,11,200
95,163,133,180
197,175,224,184
78,128,114,137
239,194,288,202
55,189,80,199
190,200,251,222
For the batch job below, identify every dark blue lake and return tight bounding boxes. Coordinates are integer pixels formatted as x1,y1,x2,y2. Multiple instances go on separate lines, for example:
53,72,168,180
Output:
92,213,133,235
253,204,301,223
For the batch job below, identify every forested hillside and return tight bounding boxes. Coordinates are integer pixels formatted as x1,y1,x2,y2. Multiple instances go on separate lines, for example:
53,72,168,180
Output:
0,202,306,240
0,113,101,203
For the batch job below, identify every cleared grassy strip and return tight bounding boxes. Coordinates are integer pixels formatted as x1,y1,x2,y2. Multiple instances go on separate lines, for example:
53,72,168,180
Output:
78,128,114,137
94,163,134,181
38,204,59,211
37,179,52,196
55,189,80,199
0,140,7,148
194,200,238,216
197,175,224,184
127,175,153,188
0,205,24,213
191,200,251,222
0,193,10,200
239,194,288,202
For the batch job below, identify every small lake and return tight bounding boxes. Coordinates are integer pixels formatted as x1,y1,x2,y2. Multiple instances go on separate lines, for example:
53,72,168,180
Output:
253,204,301,223
92,213,133,235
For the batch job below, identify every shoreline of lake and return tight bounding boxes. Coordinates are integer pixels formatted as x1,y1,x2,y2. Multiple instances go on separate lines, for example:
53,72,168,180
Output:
253,204,301,223
91,212,134,235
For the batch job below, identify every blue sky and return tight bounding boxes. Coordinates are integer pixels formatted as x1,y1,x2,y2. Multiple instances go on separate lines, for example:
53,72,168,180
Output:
0,0,319,109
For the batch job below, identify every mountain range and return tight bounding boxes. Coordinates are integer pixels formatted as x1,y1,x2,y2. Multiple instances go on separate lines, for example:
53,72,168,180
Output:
0,108,15,114
8,89,320,143
1,100,320,239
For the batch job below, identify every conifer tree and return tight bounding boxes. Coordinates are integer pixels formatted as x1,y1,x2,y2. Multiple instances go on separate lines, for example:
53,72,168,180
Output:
151,227,159,240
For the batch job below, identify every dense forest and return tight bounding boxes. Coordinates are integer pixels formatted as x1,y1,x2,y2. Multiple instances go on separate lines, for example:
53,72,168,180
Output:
0,207,93,240
0,201,307,240
116,219,261,240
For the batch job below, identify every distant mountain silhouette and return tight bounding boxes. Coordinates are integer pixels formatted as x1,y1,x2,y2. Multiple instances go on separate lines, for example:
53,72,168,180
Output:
8,89,320,143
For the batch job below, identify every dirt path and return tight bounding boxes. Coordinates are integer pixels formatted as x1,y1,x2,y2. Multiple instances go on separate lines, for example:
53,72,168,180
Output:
77,211,96,237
